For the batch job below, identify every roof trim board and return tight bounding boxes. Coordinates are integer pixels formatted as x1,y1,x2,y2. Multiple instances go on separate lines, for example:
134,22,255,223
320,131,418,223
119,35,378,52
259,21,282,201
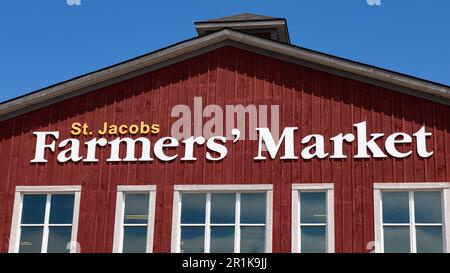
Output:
1,28,449,121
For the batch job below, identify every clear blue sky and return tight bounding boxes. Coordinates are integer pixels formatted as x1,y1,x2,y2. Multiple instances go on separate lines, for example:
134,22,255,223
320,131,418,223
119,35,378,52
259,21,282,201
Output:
1,0,449,103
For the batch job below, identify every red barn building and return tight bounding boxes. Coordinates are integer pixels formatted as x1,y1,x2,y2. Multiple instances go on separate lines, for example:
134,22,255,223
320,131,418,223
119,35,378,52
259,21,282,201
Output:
0,13,449,253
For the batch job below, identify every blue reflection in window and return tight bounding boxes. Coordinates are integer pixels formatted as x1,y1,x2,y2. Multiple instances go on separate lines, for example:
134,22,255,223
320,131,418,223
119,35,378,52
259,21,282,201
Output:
123,226,148,253
382,192,409,224
383,226,410,253
300,192,326,224
47,226,72,253
19,227,43,253
180,227,204,253
49,194,75,224
124,193,149,224
181,194,206,224
414,192,442,224
21,195,46,224
210,226,234,253
240,193,265,224
240,226,265,253
211,193,235,224
416,226,443,253
301,226,326,253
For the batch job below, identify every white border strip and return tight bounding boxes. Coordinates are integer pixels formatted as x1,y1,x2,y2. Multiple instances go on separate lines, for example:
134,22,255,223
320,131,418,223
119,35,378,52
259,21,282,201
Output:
373,188,383,253
374,183,450,190
174,184,273,192
15,185,82,192
117,185,156,192
443,189,450,253
171,190,181,253
292,183,334,191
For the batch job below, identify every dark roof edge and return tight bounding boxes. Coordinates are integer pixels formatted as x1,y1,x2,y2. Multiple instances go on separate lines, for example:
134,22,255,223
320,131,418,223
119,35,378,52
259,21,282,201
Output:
0,33,207,106
194,18,286,25
1,28,449,121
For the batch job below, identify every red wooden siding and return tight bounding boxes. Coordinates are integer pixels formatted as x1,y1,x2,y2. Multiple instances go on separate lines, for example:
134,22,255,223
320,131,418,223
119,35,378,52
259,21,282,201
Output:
0,46,449,253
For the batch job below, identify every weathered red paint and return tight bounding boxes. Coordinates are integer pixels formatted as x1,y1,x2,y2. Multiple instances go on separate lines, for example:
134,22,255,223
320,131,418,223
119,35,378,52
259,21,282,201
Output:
0,46,449,253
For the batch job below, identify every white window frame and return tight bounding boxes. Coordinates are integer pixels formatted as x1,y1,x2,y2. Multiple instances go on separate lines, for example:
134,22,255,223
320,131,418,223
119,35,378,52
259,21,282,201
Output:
113,185,157,253
9,186,82,253
171,184,273,253
373,182,450,253
291,183,334,253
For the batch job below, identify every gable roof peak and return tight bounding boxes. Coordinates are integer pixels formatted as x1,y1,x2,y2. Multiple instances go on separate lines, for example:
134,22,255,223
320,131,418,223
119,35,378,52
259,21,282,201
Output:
205,13,280,22
195,12,290,44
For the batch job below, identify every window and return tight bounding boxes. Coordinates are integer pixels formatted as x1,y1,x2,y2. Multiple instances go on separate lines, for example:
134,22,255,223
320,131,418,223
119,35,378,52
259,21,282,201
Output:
171,185,273,253
374,183,450,253
9,186,81,253
291,184,334,253
113,185,156,253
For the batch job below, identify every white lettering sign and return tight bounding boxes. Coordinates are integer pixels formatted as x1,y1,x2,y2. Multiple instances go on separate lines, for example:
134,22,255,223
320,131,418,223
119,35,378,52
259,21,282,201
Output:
30,121,433,164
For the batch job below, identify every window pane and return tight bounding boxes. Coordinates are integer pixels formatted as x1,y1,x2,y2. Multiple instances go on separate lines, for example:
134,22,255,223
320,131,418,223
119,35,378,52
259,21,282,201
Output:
21,195,46,224
49,194,75,224
240,226,265,253
416,226,443,253
19,227,43,253
211,193,235,224
414,192,442,224
47,226,72,253
181,194,206,224
300,192,326,224
123,226,148,253
240,193,265,224
301,226,326,253
124,193,149,224
382,192,409,224
383,226,410,253
180,227,204,253
210,227,234,253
